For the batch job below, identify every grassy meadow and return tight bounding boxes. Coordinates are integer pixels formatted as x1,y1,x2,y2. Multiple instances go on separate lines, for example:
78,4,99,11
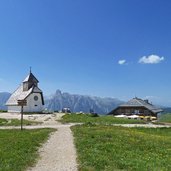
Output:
72,124,171,171
61,114,146,124
0,118,41,126
158,113,171,123
0,128,55,171
0,110,7,113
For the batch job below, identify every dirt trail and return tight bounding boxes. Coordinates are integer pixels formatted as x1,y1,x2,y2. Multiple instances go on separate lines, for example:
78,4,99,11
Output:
1,113,171,171
0,113,78,171
28,126,77,171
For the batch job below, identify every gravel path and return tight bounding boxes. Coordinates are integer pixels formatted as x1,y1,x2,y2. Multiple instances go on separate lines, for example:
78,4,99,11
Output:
0,113,78,171
112,123,171,128
1,112,171,171
28,126,77,171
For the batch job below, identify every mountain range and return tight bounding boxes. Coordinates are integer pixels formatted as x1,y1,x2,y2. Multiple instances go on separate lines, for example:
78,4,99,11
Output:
0,90,123,114
45,90,124,114
0,92,11,110
1,90,170,114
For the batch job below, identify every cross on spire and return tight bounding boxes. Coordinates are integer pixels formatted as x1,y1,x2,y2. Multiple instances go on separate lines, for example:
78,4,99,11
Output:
30,67,32,74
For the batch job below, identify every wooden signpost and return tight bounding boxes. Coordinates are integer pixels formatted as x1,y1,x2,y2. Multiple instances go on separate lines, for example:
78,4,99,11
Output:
17,100,27,130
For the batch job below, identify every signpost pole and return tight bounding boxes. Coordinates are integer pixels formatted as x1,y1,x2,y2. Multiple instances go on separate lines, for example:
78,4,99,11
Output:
18,100,27,131
21,105,23,130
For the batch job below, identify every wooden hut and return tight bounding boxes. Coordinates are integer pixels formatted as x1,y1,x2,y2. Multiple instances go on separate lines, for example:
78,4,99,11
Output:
108,97,163,117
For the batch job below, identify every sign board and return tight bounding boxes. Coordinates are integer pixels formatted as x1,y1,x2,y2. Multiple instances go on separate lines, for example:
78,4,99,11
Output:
17,100,27,106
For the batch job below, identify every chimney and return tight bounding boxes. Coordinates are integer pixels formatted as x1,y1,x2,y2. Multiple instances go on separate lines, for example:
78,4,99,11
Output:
144,99,149,104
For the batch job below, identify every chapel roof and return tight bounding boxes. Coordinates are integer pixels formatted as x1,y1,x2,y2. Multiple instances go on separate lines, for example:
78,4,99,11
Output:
23,72,39,83
6,85,43,105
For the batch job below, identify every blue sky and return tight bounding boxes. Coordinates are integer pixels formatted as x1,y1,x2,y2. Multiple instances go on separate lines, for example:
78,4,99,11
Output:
0,0,171,106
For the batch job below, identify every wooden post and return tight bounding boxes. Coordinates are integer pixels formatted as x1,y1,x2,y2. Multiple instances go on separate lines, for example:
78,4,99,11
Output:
21,105,24,130
17,100,27,131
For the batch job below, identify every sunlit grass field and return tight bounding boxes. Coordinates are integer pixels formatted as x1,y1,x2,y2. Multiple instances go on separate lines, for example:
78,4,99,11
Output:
158,113,171,123
0,128,55,171
72,124,171,171
61,114,146,124
0,118,41,126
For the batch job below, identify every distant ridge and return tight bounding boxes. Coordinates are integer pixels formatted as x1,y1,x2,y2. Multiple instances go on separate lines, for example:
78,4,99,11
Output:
1,90,169,114
162,107,171,114
1,90,123,113
0,92,11,110
45,90,124,114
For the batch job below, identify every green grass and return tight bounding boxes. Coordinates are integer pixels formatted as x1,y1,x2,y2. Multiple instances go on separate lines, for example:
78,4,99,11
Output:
158,113,171,123
0,110,7,113
72,125,171,171
0,118,41,126
0,128,55,171
61,114,146,124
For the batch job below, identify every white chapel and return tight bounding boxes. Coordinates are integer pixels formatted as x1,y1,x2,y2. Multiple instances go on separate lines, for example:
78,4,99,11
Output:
6,70,44,113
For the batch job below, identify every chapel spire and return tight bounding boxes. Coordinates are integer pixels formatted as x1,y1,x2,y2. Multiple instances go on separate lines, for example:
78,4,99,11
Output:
30,66,32,74
23,69,39,91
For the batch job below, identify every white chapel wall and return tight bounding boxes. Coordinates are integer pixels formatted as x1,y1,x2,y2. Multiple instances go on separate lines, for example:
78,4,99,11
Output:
8,93,44,113
24,93,44,112
8,106,21,113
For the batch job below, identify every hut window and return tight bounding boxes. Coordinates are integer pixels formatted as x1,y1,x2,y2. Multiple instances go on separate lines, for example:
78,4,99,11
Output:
121,109,125,114
126,109,130,114
134,110,139,114
144,110,149,115
139,109,144,113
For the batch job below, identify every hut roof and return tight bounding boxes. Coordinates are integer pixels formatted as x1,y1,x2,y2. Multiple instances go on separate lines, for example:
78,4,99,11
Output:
109,97,163,114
